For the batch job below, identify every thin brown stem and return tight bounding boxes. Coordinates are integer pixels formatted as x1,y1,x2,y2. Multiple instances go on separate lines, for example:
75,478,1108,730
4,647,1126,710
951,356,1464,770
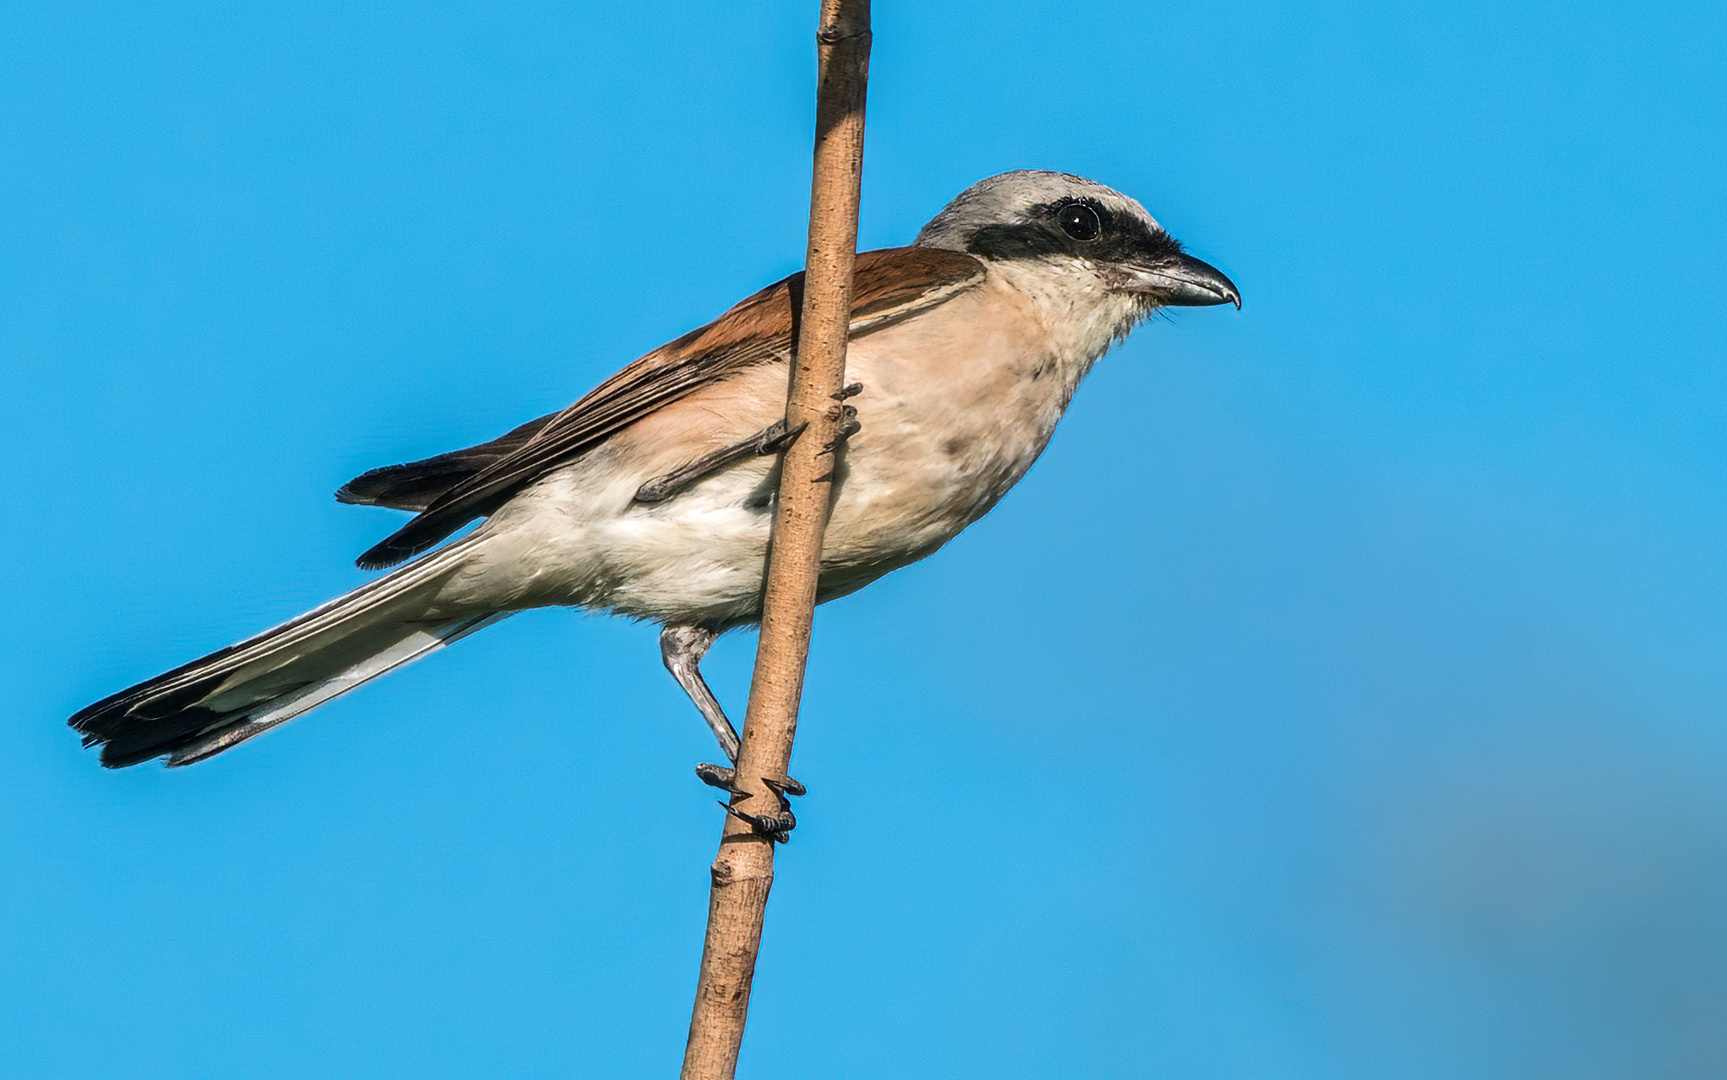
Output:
679,1,870,1077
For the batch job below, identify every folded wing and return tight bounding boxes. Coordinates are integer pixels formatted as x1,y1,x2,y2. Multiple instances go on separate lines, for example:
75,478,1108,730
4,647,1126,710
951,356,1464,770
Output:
345,247,985,570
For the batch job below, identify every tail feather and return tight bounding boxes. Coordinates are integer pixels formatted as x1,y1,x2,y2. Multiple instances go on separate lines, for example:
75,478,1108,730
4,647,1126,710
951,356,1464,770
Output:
160,611,507,767
70,535,506,768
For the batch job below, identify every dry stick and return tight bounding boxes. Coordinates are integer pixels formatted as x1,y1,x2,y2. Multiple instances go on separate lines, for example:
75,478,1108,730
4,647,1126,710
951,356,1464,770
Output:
679,2,871,1078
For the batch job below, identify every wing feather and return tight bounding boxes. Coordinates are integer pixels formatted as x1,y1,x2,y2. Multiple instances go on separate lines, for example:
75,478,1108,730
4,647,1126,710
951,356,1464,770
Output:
352,247,984,569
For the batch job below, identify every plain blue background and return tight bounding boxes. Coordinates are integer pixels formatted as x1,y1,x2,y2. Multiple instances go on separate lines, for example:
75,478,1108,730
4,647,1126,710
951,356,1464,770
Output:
6,1,1725,1076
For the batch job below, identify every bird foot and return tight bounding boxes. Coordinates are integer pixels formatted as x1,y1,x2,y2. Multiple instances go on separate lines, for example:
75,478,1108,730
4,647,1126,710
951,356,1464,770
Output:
815,403,861,457
695,763,806,842
722,802,797,843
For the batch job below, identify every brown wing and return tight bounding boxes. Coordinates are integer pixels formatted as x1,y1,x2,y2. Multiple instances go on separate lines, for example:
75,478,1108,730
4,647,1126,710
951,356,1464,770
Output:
350,246,985,570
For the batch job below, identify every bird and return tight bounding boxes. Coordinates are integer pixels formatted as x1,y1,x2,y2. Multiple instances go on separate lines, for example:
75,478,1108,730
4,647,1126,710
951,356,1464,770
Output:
69,170,1240,778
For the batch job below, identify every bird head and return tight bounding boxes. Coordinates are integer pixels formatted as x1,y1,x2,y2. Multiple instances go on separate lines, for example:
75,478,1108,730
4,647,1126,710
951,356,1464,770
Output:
915,171,1240,311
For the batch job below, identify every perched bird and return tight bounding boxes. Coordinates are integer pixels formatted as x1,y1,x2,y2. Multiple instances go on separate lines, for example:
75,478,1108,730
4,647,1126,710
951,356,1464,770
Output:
70,170,1239,775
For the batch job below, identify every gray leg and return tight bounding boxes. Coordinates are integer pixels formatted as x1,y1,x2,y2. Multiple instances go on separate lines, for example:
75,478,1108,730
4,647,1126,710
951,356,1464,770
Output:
660,622,807,836
634,420,806,505
659,623,738,761
635,385,864,505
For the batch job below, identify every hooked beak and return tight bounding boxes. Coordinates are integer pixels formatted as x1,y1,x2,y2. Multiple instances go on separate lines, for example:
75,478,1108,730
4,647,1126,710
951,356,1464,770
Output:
1113,253,1241,309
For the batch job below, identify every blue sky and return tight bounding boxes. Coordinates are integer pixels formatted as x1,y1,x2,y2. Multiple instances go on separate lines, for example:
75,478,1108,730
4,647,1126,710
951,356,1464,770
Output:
5,1,1725,1076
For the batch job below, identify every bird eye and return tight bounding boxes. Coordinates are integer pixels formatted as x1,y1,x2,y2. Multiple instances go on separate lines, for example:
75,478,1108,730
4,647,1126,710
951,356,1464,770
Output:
1056,203,1101,241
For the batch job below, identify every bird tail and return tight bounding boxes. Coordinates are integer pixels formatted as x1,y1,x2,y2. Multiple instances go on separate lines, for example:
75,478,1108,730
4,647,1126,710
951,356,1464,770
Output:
70,534,509,768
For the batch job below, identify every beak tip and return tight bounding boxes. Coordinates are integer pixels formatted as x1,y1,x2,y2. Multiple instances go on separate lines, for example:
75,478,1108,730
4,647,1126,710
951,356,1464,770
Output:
1204,266,1241,311
1127,253,1241,310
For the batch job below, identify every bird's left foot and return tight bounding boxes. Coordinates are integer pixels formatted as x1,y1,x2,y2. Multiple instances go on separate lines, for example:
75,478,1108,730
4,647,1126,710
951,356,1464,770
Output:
821,403,861,455
695,763,805,842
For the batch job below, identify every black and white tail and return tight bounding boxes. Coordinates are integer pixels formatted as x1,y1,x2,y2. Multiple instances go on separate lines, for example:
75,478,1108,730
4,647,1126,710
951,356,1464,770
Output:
70,535,508,768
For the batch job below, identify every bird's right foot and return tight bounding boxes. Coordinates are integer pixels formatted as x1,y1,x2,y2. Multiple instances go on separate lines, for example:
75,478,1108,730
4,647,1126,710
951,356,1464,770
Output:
695,762,806,843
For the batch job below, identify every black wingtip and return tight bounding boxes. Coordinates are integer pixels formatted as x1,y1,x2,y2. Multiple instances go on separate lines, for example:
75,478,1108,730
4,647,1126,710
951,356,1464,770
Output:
355,528,439,570
354,496,497,571
352,509,437,569
335,463,432,508
335,464,395,506
355,544,410,571
335,453,518,513
335,462,423,508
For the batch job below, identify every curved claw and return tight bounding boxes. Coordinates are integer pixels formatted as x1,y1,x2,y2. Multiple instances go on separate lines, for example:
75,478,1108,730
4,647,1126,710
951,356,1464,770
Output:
695,763,807,801
696,764,805,842
762,775,806,800
721,802,797,843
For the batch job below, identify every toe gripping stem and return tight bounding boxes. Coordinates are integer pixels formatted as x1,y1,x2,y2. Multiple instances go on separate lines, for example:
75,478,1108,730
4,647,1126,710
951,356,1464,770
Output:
696,763,806,843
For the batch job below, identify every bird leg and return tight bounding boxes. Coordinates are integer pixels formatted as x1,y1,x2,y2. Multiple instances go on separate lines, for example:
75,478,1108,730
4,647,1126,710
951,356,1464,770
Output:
660,624,805,840
660,624,739,760
633,419,808,504
633,384,865,503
